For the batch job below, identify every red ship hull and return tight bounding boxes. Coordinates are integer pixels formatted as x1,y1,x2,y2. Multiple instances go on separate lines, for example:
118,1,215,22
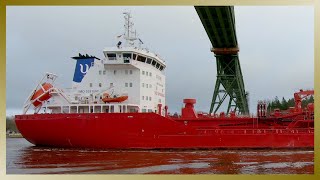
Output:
15,113,314,149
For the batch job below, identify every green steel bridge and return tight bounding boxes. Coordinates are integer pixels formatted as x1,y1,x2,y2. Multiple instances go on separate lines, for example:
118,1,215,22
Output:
195,6,249,115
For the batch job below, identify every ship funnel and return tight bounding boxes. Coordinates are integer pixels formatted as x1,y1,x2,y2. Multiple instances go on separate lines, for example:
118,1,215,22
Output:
72,54,99,83
181,99,198,118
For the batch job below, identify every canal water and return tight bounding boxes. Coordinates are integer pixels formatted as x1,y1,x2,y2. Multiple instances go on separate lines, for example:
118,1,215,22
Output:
6,138,314,174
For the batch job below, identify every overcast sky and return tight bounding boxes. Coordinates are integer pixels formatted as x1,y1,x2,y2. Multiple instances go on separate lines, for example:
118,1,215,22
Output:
6,6,314,115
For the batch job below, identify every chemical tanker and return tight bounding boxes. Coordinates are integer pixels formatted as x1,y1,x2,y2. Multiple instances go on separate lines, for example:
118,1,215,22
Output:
15,12,314,149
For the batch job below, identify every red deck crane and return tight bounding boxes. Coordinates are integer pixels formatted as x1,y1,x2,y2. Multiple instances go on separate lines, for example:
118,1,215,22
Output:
294,89,314,112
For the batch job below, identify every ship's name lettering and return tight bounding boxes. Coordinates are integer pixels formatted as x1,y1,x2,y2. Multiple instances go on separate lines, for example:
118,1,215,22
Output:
78,90,100,93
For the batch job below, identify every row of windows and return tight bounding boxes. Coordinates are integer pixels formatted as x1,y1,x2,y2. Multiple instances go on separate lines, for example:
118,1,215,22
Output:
98,70,106,75
156,75,162,81
125,70,133,75
142,96,152,101
101,69,158,81
125,82,133,87
89,82,157,91
99,70,134,76
142,83,152,88
156,82,164,87
141,109,154,113
105,52,165,71
89,83,102,88
142,70,152,76
155,87,164,92
90,82,128,88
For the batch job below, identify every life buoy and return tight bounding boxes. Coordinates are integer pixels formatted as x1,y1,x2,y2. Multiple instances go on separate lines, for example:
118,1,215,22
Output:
31,83,53,107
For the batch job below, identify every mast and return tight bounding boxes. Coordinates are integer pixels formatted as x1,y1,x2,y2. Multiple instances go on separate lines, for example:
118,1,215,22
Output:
123,12,137,47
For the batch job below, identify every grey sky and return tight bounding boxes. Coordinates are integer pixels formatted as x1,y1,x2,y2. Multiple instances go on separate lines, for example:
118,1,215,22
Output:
6,6,314,115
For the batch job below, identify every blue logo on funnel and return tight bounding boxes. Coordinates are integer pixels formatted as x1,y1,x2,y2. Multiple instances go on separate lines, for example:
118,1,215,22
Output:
73,58,94,83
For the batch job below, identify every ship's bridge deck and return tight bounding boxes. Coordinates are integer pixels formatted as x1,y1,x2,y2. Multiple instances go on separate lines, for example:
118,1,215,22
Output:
103,47,166,71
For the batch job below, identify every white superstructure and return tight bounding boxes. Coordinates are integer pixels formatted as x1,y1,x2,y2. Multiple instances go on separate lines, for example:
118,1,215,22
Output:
23,12,166,116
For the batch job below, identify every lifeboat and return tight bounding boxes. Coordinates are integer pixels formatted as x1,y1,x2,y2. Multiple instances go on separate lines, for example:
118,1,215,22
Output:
102,92,128,103
30,83,53,107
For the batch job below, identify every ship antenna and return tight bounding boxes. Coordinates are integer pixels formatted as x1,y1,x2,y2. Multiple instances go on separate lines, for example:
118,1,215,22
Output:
123,12,137,47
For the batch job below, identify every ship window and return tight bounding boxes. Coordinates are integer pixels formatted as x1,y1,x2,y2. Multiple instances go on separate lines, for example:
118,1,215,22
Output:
99,70,102,75
156,62,160,69
142,83,144,87
159,66,164,71
149,97,152,101
103,70,106,75
142,109,146,112
142,71,145,75
123,53,130,63
133,53,137,60
105,106,109,113
137,55,146,63
125,70,128,74
123,53,132,59
146,84,149,88
125,83,128,87
107,53,117,60
142,96,144,100
89,83,92,87
146,72,149,76
146,58,152,64
110,83,113,87
130,70,133,74
150,84,152,88
99,83,102,87
129,83,132,87
146,96,148,100
150,72,152,76
114,70,116,75
148,109,153,112
152,60,157,66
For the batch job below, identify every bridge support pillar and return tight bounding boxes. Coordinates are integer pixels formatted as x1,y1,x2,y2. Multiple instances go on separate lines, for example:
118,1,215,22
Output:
210,53,249,115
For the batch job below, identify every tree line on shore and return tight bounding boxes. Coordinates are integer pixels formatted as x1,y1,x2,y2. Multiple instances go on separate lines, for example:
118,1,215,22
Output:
6,116,19,133
266,96,314,112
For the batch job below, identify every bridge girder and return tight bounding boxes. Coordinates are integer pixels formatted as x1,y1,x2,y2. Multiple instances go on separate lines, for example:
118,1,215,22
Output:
195,6,249,115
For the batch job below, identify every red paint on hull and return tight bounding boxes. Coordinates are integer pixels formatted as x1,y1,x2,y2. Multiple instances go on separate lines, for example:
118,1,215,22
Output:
15,113,314,149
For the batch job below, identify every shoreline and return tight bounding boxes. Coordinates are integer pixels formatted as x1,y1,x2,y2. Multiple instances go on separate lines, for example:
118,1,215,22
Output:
6,133,23,138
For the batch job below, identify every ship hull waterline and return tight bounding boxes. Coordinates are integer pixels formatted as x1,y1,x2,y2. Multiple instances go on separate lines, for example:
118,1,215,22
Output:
15,113,314,149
